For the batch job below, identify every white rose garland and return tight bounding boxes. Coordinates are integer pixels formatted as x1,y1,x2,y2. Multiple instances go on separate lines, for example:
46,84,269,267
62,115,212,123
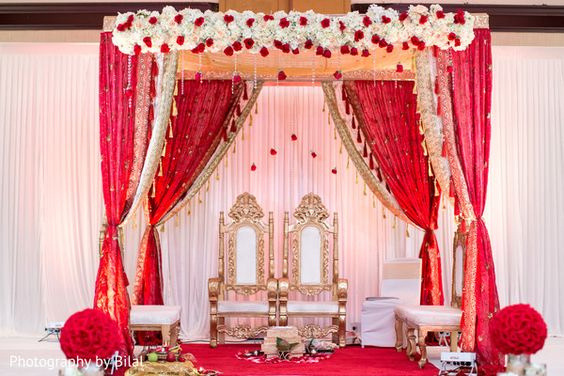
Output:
112,5,475,55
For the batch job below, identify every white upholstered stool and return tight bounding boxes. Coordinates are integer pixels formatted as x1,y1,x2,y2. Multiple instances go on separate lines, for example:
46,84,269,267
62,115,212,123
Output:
130,305,181,346
360,259,421,347
395,304,461,368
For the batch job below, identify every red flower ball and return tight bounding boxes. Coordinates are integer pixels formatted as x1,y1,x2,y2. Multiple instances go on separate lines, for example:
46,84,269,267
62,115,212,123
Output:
292,48,299,55
402,42,410,50
60,309,122,361
263,15,274,22
361,49,370,57
436,10,445,19
490,304,547,355
133,44,142,55
419,15,428,24
340,45,350,54
448,32,457,41
371,34,380,44
311,151,317,158
396,64,404,73
176,36,185,46
350,47,359,56
323,49,332,58
143,37,152,48
386,44,394,53
354,30,364,42
232,41,242,51
331,168,337,174
339,21,346,31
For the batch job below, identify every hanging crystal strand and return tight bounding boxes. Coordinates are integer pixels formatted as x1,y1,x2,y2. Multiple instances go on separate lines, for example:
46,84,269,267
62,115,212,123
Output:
180,54,185,96
406,224,410,238
198,53,203,83
127,55,133,109
186,199,191,216
382,206,386,219
311,50,316,86
232,54,238,94
253,54,258,90
372,52,376,86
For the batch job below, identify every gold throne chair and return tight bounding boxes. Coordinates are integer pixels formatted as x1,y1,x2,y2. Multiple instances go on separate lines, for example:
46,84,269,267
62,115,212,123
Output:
208,193,277,347
278,193,348,347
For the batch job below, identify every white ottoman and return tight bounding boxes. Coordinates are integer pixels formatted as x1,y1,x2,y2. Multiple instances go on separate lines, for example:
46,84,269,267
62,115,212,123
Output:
130,305,181,346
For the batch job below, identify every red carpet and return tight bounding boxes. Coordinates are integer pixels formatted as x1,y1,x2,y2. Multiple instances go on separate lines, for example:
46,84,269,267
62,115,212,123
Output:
182,344,437,376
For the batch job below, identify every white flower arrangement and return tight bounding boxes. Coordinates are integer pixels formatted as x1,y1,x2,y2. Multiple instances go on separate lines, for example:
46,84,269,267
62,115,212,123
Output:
112,4,475,56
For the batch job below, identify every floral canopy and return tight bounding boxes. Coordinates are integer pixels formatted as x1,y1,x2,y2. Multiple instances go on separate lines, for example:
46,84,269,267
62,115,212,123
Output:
96,3,499,371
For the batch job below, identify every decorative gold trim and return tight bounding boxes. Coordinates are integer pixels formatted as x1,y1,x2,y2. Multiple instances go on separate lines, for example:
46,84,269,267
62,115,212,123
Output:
297,324,338,339
321,82,409,222
159,82,263,224
217,324,268,339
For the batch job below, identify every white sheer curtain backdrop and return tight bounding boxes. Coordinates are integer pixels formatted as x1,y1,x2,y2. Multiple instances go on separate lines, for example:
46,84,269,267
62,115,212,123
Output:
0,44,101,336
0,43,563,339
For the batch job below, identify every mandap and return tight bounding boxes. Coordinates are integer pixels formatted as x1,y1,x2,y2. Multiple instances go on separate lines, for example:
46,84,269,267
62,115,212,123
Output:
94,3,500,369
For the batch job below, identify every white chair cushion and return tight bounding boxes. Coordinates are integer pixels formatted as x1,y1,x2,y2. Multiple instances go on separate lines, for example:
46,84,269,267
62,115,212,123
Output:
218,301,269,314
130,305,181,325
395,304,461,326
287,301,339,314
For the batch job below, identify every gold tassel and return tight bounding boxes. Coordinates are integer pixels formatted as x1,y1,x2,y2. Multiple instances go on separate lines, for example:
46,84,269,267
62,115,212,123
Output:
249,113,253,126
174,213,179,227
232,140,236,154
392,216,397,229
434,178,440,197
382,207,386,219
198,191,202,204
254,102,258,114
150,180,156,198
186,200,191,215
169,123,173,138
158,159,163,176
171,101,178,117
206,179,210,192
339,142,343,154
160,224,165,232
241,127,245,141
406,225,410,238
323,98,326,112
372,196,376,209
215,170,220,181
363,182,367,196
428,162,433,177
421,140,428,156
161,140,167,157
347,157,350,169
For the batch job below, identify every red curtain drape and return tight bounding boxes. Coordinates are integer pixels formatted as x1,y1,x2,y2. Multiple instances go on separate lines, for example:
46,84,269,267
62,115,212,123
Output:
95,32,151,356
445,29,502,369
133,81,243,319
346,80,444,306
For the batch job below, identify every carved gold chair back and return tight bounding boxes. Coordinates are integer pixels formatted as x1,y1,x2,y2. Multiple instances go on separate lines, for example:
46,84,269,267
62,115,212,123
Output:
219,193,274,295
283,193,339,296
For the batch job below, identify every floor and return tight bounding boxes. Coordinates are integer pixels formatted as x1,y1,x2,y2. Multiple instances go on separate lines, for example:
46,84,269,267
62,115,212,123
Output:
0,335,562,375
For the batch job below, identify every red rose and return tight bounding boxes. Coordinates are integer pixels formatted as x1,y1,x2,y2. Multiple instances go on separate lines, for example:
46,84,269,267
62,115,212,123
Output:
232,41,242,51
133,44,142,55
299,16,308,26
339,21,346,31
279,17,290,28
127,14,134,23
277,71,287,81
206,38,214,47
354,30,364,42
323,48,331,58
176,36,185,45
291,134,298,141
224,14,234,24
402,42,409,50
350,47,358,56
316,46,324,56
378,39,387,48
448,32,457,41
396,64,404,73
274,40,282,49
194,17,205,27
321,18,330,28
311,151,317,158
381,16,391,24
371,34,380,44
60,309,122,362
333,70,343,80
304,39,313,49
331,168,337,175
386,44,394,53
263,15,274,22
174,14,183,24
149,16,158,25
361,49,370,57
224,46,234,56
340,45,350,54
417,42,425,51
260,47,269,57
191,43,205,53
436,10,445,19
116,24,126,32
454,10,465,24
490,304,547,355
363,16,372,27
292,48,299,55
282,43,291,53
399,12,408,22
270,148,278,155
411,36,420,45
232,74,242,84
244,38,254,49
246,18,255,27
251,163,257,171
143,36,152,48
454,38,461,47
419,15,428,24
160,44,170,53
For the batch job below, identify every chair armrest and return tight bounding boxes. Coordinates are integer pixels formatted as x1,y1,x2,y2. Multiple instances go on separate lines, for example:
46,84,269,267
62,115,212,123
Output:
278,277,290,302
337,278,348,302
208,277,222,301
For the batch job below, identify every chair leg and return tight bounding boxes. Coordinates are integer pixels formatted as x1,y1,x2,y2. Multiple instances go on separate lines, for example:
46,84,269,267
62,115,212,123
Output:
218,317,225,344
394,316,403,352
338,314,346,347
332,317,339,345
209,313,218,348
450,331,459,352
406,327,416,361
417,328,428,369
161,324,171,346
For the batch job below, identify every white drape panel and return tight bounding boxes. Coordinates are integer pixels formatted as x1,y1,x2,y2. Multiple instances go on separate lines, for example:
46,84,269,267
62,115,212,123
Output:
0,44,101,335
0,43,563,339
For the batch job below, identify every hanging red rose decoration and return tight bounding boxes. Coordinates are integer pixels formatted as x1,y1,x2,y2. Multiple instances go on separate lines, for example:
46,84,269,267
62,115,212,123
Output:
381,16,391,24
454,10,466,24
176,36,185,45
436,10,445,19
350,47,358,56
149,16,158,25
311,151,317,158
224,46,234,56
354,30,364,42
362,16,372,27
321,18,331,28
263,14,274,22
143,37,152,48
60,309,122,362
133,44,142,55
174,14,184,24
292,48,299,55
402,42,409,50
260,47,269,57
361,49,370,57
399,12,408,22
251,163,257,171
386,44,394,53
232,41,243,51
232,74,242,84
304,39,313,49
224,14,235,24
277,70,287,81
244,38,255,49
419,15,428,25
291,134,298,141
490,304,547,355
279,17,290,28
340,45,350,54
396,64,404,73
246,18,255,27
323,49,332,58
195,72,202,80
160,43,170,53
333,70,343,80
339,21,346,31
300,16,308,26
206,38,214,47
270,148,277,156
331,168,337,174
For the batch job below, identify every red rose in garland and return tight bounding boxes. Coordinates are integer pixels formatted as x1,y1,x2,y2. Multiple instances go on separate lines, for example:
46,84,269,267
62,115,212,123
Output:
60,309,123,361
490,304,547,355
